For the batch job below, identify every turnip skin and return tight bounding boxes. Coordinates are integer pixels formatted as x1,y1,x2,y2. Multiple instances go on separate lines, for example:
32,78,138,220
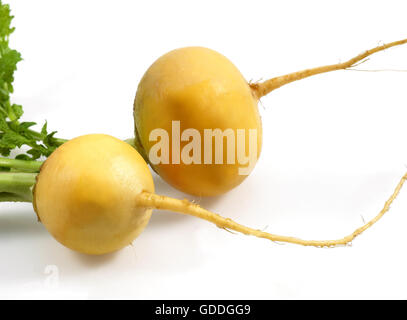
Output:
33,134,154,255
134,47,262,197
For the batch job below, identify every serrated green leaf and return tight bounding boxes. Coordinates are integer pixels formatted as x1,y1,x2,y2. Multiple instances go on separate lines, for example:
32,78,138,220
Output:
44,131,58,146
11,103,23,119
0,48,22,87
0,116,9,132
18,121,37,130
1,131,28,147
40,121,48,136
27,148,43,160
0,1,14,39
0,1,63,160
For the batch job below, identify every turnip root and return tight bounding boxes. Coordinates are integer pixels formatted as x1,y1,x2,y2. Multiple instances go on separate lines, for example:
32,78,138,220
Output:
27,134,407,254
134,39,407,197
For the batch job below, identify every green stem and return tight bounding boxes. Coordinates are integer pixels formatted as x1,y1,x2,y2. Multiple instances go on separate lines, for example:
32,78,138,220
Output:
0,158,43,172
0,172,36,202
0,134,144,203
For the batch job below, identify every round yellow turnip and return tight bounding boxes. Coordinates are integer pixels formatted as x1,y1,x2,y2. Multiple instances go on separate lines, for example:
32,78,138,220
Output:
33,134,406,255
134,40,407,197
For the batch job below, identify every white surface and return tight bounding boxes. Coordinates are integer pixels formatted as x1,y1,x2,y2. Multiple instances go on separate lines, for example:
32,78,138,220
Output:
1,0,407,299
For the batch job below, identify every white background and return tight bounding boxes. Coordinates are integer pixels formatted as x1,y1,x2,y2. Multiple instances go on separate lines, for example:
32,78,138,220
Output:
1,0,407,299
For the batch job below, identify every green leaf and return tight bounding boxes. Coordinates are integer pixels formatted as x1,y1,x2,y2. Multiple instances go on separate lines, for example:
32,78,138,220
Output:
0,116,9,131
0,1,65,161
40,121,48,136
27,148,42,160
15,154,31,160
2,131,28,147
19,121,37,130
0,1,14,38
11,103,23,119
0,48,22,87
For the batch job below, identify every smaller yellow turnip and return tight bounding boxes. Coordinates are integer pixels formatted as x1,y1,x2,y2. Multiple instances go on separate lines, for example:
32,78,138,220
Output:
31,134,407,255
